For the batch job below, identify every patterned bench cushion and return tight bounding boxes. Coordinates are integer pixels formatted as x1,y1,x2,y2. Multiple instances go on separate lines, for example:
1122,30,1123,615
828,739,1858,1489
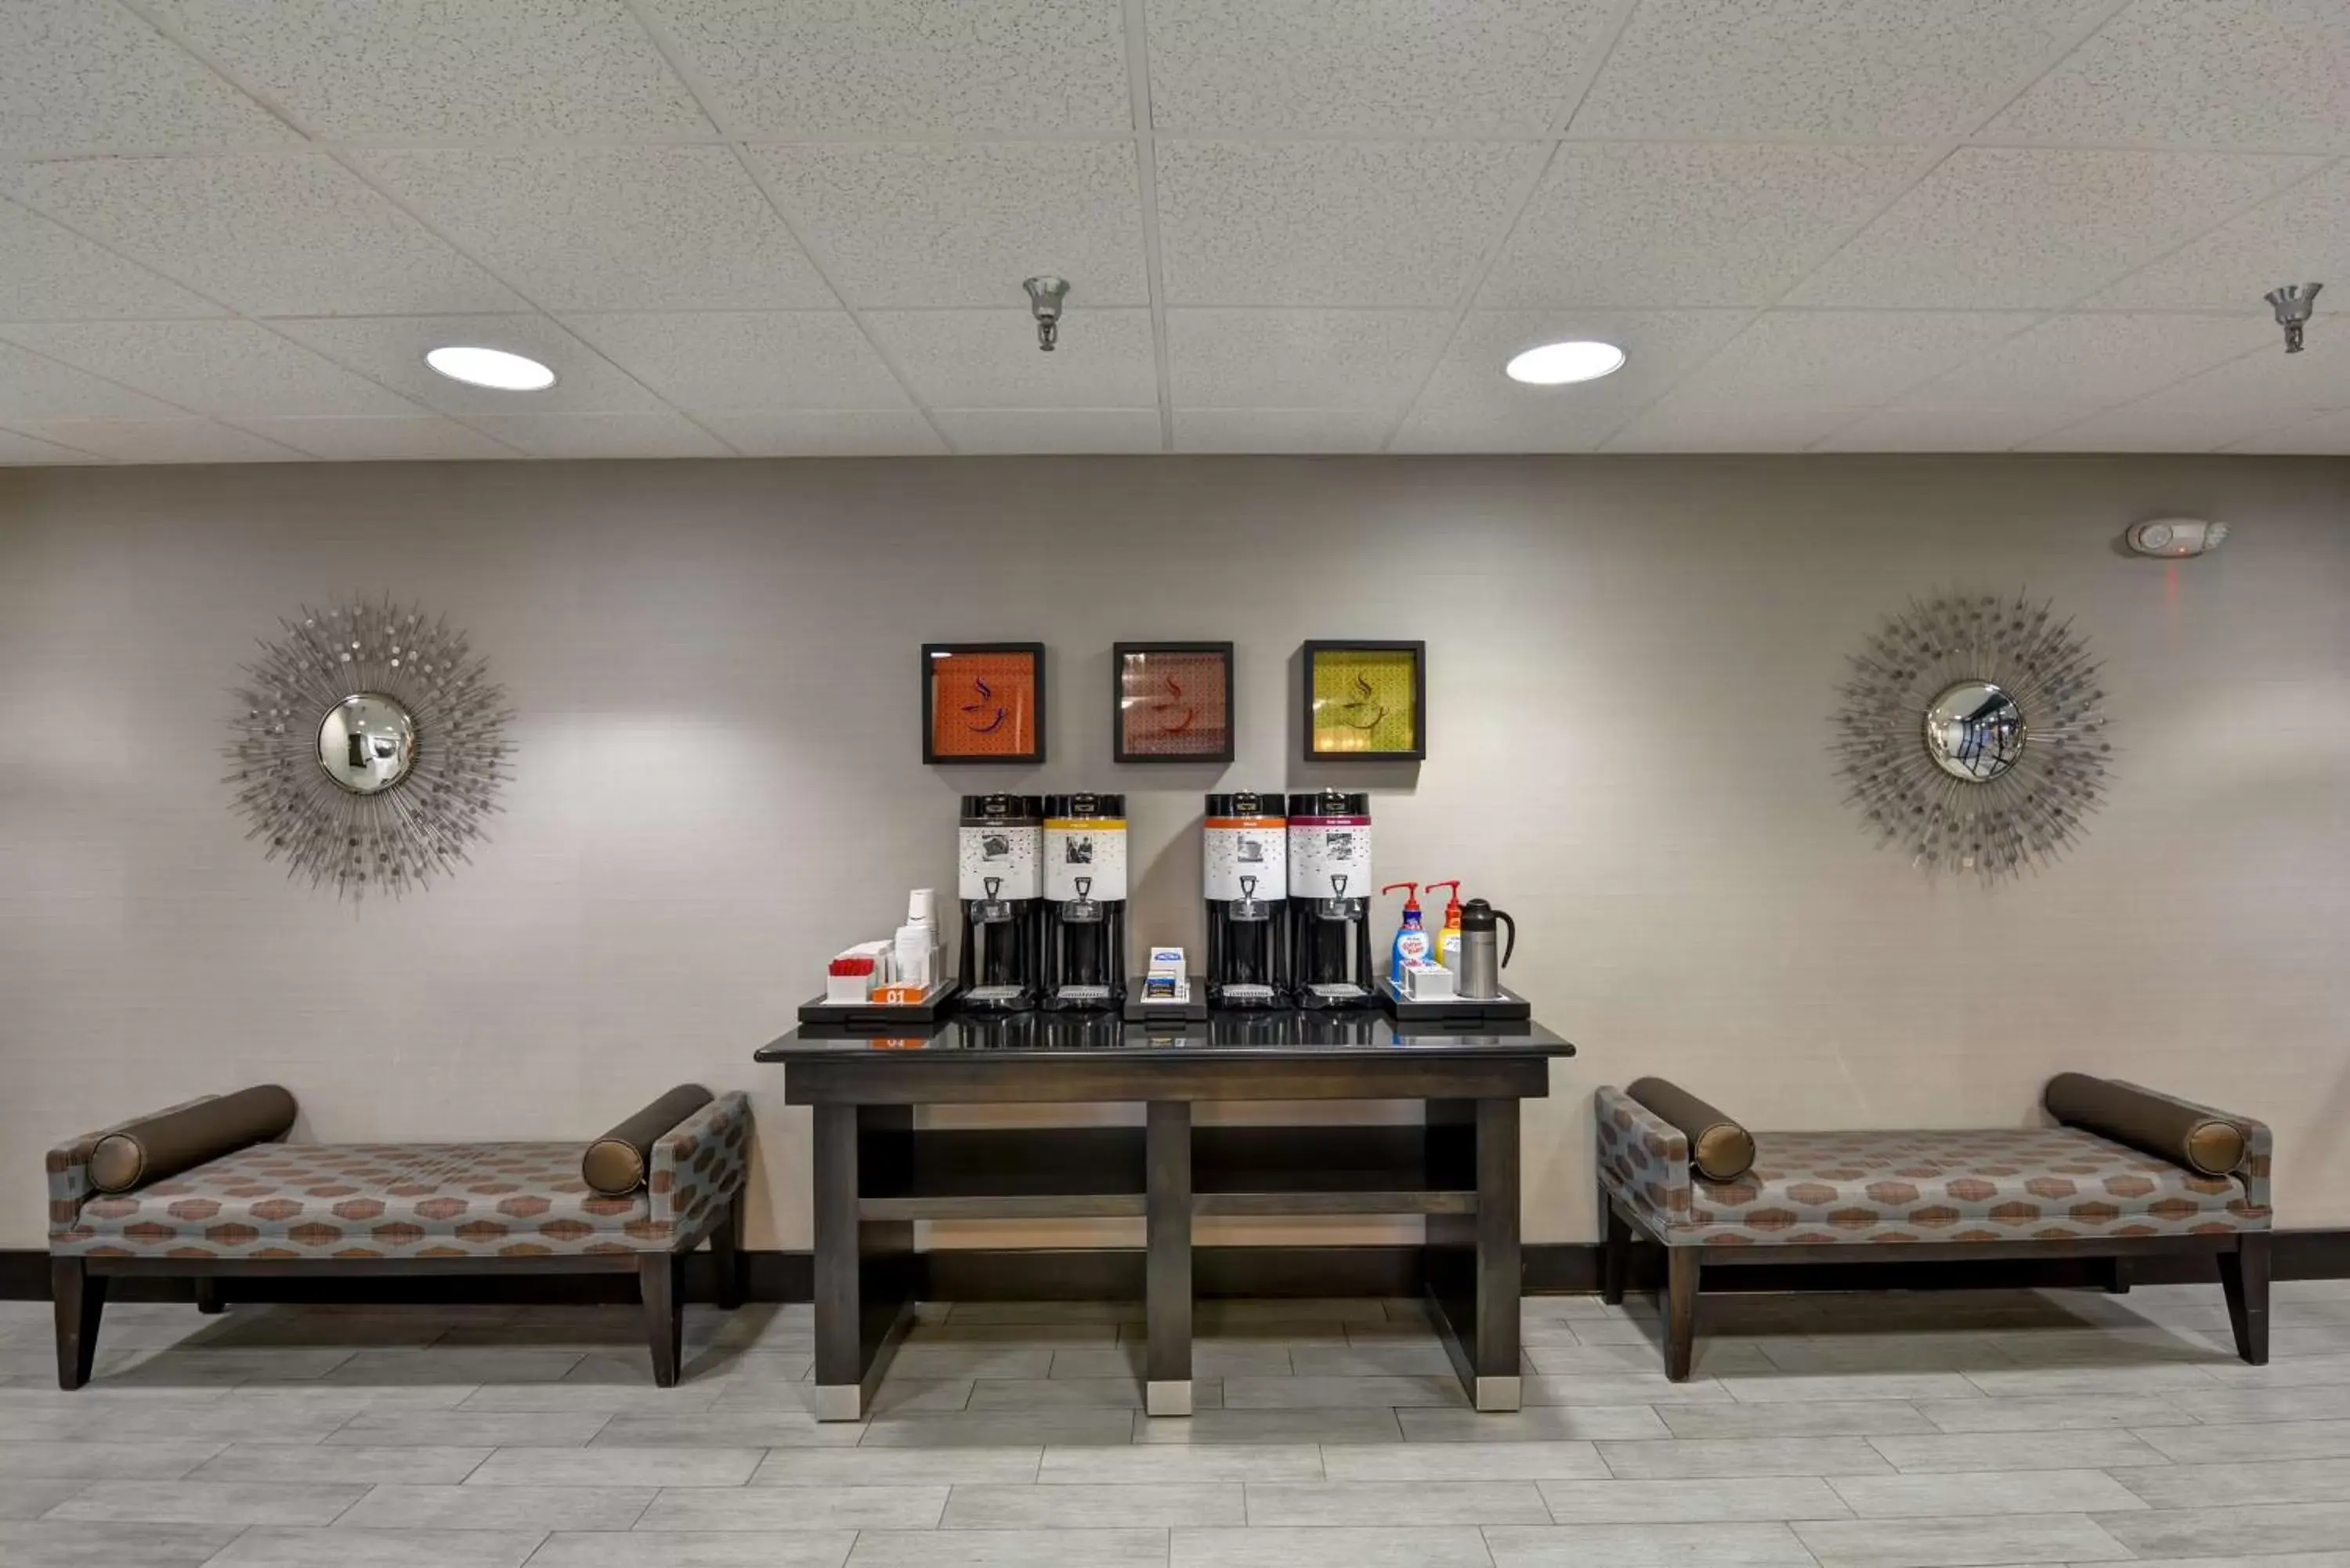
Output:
1597,1086,2271,1247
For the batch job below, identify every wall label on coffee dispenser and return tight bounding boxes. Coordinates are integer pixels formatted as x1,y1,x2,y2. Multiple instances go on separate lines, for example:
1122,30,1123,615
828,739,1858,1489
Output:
1288,812,1372,901
1044,816,1128,903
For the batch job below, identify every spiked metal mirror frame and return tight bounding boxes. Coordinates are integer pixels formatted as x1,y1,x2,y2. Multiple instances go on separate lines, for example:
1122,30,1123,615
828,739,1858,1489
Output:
226,599,513,899
1834,592,2110,880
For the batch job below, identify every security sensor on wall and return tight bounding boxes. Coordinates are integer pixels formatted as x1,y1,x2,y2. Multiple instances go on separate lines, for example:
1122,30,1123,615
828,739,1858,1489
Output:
2127,518,2229,558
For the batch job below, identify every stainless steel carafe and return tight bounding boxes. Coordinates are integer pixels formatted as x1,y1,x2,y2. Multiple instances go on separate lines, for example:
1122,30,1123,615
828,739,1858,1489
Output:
1456,898,1516,999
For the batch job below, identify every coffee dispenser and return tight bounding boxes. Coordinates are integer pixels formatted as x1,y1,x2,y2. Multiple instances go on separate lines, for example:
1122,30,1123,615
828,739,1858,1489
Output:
1040,793,1128,1010
956,794,1044,1012
1286,790,1376,1008
1203,790,1289,1008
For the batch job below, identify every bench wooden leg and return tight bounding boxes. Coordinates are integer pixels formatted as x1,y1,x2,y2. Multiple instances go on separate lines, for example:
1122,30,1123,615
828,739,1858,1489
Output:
1663,1246,1700,1382
2220,1234,2270,1366
1601,1202,1630,1306
52,1258,106,1390
710,1194,747,1313
194,1278,227,1315
641,1253,684,1388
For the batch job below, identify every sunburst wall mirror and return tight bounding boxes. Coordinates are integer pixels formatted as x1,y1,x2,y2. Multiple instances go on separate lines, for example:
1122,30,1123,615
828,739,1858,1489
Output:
226,598,513,899
1834,592,2110,880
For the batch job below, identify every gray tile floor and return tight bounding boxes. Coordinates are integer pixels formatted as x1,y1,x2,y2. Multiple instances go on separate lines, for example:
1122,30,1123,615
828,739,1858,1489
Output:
5,1278,2350,1566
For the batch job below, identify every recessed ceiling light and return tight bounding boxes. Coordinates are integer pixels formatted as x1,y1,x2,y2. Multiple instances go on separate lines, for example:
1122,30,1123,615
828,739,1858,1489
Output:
425,345,555,391
1505,340,1626,386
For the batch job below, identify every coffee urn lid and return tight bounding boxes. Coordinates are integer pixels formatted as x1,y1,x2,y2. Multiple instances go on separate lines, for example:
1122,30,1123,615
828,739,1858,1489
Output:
960,793,1043,825
1460,898,1498,930
1044,792,1126,819
1287,789,1369,818
1206,790,1287,818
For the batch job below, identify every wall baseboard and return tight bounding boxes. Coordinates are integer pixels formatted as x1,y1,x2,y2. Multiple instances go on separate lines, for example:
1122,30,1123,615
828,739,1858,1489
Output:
7,1232,2345,1306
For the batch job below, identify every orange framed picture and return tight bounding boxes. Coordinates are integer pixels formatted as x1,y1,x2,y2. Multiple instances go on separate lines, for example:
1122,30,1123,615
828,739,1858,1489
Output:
1114,642,1234,764
923,644,1045,764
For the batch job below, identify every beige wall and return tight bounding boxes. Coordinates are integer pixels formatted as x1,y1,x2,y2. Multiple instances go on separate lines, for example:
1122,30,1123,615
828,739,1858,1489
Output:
3,455,2347,1253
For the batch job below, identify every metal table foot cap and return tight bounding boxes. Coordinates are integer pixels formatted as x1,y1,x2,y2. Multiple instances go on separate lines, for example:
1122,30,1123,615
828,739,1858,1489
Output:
1473,1375,1521,1413
1145,1379,1194,1418
811,1383,865,1422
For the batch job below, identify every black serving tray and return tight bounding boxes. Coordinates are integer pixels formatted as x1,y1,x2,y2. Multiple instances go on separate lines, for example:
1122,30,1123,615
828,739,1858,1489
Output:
1377,979,1531,1023
1122,974,1211,1024
797,979,961,1029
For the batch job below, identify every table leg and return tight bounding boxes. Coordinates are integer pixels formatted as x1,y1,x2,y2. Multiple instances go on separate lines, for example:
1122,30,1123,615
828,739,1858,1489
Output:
812,1102,915,1420
1144,1099,1193,1417
1425,1097,1522,1412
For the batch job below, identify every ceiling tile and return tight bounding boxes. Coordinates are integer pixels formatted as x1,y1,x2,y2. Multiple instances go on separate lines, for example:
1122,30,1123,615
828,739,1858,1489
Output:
150,0,710,140
1987,0,2350,153
0,154,525,317
1156,140,1542,306
461,411,731,458
1893,313,2272,410
752,143,1146,309
2017,403,2276,452
232,414,515,460
271,314,664,415
0,338,210,421
866,309,1158,410
935,409,1163,454
1166,309,1452,410
695,410,947,457
1788,147,2323,309
2225,410,2350,454
1813,406,2094,451
1570,0,2113,141
0,197,226,320
8,417,309,462
2,320,424,417
1146,0,1618,134
0,0,298,154
1604,403,1868,452
636,0,1130,135
1174,410,1393,453
1663,311,2040,410
358,146,831,313
0,425,105,464
2093,341,2350,417
2086,163,2350,313
559,312,910,412
1480,143,1926,309
1391,308,1752,452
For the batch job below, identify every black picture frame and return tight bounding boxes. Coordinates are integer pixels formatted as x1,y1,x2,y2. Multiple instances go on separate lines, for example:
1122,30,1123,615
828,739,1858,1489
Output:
1113,641,1236,764
922,642,1047,766
1301,640,1427,761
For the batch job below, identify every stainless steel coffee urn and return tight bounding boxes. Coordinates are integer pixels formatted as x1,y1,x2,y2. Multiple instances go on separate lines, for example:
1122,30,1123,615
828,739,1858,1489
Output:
1455,898,1517,1000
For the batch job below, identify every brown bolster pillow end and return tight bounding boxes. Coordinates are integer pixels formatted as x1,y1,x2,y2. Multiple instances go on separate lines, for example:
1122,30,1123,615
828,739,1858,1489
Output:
88,1085,298,1194
583,1085,715,1196
1626,1077,1755,1183
2044,1072,2246,1177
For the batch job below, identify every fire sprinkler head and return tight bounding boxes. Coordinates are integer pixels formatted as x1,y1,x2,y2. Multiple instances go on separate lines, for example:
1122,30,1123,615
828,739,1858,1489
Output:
2265,283,2323,353
1024,275,1069,352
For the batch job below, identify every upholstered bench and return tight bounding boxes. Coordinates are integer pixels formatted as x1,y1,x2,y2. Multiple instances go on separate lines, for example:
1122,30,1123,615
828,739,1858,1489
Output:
49,1084,751,1389
1595,1074,2272,1379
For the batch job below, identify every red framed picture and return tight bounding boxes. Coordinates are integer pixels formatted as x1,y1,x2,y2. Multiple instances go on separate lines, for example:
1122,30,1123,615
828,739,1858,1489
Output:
1114,642,1235,764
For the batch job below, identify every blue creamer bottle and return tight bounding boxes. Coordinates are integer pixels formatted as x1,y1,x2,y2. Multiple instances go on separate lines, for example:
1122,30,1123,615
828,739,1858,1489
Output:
1381,881,1431,989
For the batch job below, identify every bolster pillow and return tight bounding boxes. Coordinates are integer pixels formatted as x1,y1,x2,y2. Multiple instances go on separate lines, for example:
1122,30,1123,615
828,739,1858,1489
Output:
88,1085,298,1194
583,1085,715,1196
2044,1073,2245,1177
1626,1077,1755,1183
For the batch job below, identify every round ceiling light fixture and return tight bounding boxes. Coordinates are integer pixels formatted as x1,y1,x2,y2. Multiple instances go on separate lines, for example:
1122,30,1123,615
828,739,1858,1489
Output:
1504,339,1626,386
425,345,555,391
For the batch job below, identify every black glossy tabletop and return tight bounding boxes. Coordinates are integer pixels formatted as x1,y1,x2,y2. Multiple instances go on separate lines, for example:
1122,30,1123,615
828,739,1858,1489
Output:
754,1010,1575,1064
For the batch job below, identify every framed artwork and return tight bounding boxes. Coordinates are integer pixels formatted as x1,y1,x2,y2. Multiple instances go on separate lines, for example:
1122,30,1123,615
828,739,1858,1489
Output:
923,643,1046,764
1114,641,1235,764
1303,641,1426,760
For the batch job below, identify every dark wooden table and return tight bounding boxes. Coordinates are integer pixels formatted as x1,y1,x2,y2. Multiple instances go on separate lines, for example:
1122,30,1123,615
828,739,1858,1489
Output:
754,1011,1574,1419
